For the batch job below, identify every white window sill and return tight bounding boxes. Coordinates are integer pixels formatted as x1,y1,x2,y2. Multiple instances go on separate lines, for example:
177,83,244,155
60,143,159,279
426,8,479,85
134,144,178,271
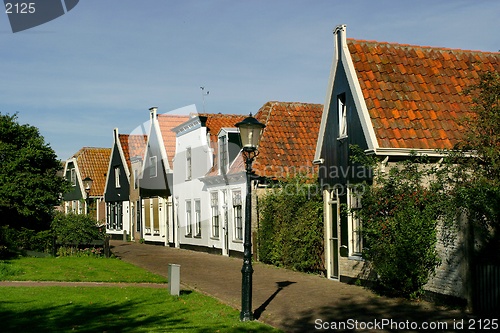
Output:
348,255,365,261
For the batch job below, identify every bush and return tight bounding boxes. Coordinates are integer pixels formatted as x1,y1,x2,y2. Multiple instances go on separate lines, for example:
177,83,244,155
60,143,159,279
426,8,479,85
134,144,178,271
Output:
356,153,451,299
0,226,18,259
258,176,324,274
51,212,105,246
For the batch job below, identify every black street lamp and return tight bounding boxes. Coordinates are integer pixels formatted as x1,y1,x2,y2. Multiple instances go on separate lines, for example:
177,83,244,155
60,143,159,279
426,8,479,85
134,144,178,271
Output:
235,113,266,321
83,176,93,215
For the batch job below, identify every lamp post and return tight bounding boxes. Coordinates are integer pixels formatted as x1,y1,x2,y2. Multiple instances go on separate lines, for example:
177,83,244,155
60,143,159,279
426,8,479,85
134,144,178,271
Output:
83,176,93,215
235,113,266,322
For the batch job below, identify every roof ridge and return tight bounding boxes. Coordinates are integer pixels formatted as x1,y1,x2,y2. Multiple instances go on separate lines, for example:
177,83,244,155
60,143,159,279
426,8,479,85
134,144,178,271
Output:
348,38,500,55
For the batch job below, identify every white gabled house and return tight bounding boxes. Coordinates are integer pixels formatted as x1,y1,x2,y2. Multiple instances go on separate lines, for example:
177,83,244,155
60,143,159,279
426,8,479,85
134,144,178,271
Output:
172,113,246,254
138,107,189,245
200,127,247,256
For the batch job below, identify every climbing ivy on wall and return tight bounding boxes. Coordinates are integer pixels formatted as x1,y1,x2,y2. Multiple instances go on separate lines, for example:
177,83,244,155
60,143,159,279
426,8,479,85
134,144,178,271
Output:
258,175,324,274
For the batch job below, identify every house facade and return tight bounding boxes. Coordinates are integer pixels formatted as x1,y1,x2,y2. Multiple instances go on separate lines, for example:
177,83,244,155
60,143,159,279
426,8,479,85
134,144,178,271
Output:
62,147,112,223
104,128,147,240
314,24,500,302
175,102,323,257
139,108,189,245
173,113,246,253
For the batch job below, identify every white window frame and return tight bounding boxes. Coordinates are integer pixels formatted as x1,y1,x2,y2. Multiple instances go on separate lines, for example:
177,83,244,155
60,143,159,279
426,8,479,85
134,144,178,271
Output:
211,192,220,238
338,93,348,139
347,187,363,257
186,147,192,180
185,200,192,236
194,199,201,237
219,135,228,175
232,190,243,241
115,167,121,188
149,156,158,178
70,168,76,186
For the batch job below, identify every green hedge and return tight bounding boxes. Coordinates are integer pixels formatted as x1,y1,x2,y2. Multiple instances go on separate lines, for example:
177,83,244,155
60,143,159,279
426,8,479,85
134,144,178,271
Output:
0,212,105,258
258,177,324,274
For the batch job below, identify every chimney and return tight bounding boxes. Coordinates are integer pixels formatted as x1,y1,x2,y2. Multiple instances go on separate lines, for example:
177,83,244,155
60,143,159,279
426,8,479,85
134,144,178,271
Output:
333,24,347,61
149,106,158,120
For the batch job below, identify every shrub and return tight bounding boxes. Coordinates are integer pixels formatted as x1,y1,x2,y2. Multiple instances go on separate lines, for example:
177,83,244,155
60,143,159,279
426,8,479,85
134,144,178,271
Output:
355,153,451,299
51,212,105,246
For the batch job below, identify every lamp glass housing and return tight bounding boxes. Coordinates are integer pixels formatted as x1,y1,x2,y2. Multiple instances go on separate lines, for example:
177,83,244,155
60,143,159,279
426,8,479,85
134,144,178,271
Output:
235,115,265,150
83,177,93,192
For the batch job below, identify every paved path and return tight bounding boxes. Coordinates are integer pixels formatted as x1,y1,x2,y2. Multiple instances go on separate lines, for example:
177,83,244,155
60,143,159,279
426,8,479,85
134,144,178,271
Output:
110,241,471,332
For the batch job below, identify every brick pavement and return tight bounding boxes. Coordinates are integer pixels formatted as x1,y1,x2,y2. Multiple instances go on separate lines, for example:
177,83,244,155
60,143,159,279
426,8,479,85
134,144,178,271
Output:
110,241,472,332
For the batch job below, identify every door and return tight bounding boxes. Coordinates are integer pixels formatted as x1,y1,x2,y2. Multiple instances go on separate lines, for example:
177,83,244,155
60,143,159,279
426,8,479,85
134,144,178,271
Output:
328,190,339,280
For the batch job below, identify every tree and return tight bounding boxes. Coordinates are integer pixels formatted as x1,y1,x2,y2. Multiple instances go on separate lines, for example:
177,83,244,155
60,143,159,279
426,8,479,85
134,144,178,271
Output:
451,71,500,264
0,113,68,231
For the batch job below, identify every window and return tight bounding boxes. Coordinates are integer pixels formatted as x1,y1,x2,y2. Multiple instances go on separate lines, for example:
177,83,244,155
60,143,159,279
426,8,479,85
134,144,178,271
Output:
233,191,243,240
211,192,220,238
70,168,76,186
134,169,138,189
195,199,201,237
219,135,227,175
338,93,347,139
186,200,192,236
106,202,123,231
115,167,121,188
186,147,192,180
149,156,158,178
348,188,363,256
136,200,141,232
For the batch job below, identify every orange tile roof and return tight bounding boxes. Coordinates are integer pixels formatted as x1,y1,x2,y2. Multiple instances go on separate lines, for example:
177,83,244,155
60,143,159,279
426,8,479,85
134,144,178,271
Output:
72,147,111,197
200,113,247,177
118,134,148,170
254,101,323,179
157,114,190,169
198,113,247,143
348,39,500,150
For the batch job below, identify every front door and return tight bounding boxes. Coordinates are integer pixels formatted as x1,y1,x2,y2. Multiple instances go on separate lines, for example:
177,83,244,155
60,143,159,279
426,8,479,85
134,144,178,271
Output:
328,190,339,280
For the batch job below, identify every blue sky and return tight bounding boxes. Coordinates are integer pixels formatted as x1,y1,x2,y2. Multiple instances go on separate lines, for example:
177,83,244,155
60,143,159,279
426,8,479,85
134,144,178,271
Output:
1,0,499,160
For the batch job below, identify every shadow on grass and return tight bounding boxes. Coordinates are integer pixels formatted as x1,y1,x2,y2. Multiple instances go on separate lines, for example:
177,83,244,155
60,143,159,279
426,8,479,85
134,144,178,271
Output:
277,295,474,333
0,293,278,333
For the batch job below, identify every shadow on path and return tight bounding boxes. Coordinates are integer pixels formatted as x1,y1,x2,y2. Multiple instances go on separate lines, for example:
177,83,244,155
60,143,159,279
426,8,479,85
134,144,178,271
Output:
254,280,296,320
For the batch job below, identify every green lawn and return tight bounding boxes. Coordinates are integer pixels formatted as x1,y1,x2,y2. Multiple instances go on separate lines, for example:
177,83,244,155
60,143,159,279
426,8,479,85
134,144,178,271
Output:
0,257,167,283
0,257,281,332
0,287,278,332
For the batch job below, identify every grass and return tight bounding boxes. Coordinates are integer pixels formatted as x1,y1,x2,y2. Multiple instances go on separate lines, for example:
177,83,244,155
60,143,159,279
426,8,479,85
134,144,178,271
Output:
0,256,281,332
0,257,167,283
0,287,279,332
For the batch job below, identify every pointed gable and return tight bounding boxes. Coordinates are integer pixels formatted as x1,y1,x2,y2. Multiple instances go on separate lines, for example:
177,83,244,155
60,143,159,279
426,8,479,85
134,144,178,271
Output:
348,39,500,150
73,147,111,197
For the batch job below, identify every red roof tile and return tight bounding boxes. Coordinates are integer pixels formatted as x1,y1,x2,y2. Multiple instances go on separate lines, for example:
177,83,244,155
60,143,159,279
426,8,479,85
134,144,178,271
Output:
157,114,190,169
348,39,500,149
200,113,247,177
72,147,111,197
118,134,148,170
254,101,323,179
